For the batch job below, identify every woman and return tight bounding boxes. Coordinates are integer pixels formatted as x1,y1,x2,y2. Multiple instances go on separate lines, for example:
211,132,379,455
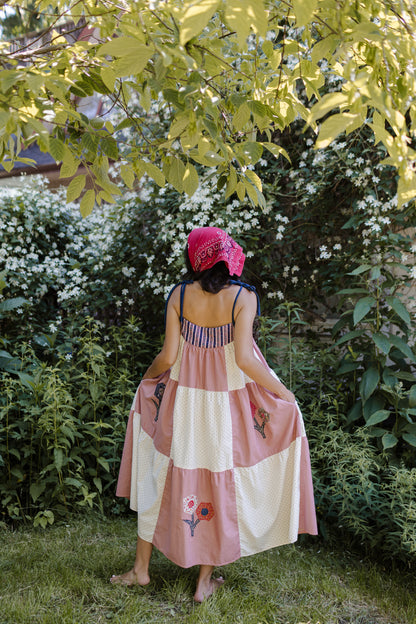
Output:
111,227,317,602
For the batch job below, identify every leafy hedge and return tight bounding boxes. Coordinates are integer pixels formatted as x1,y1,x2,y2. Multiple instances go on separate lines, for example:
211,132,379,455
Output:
0,121,415,564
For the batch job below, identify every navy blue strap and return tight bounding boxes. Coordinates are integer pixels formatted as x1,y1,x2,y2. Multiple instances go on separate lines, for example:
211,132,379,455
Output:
179,282,187,324
229,280,261,324
164,280,193,327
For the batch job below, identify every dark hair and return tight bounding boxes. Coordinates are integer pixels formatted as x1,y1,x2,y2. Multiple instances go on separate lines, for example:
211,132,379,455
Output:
184,246,236,294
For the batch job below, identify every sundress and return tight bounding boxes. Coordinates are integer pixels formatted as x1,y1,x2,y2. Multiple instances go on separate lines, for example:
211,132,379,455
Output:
116,281,318,568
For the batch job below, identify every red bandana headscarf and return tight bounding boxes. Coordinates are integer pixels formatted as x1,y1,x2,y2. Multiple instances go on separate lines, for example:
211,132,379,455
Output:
187,227,245,276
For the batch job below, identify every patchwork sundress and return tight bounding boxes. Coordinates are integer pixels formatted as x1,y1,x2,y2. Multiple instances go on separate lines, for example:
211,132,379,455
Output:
116,281,318,568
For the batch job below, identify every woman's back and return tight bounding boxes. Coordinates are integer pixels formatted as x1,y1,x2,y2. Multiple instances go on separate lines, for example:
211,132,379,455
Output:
179,281,245,328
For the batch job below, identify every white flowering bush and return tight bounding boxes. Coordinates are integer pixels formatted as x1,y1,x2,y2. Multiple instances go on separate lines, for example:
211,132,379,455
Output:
0,176,153,344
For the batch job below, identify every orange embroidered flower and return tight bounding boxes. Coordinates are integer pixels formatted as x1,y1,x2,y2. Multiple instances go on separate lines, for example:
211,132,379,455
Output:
196,502,215,522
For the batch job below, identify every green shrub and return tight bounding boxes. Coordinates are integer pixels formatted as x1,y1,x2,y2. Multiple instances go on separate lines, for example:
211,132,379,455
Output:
0,317,153,526
308,399,416,564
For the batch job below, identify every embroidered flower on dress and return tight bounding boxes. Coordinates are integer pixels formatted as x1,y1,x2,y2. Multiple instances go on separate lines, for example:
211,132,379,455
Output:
183,495,198,514
182,495,215,536
196,502,215,521
152,382,166,422
250,401,271,439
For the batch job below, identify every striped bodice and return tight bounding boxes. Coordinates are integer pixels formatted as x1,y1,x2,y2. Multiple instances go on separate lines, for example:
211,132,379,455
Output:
181,318,234,348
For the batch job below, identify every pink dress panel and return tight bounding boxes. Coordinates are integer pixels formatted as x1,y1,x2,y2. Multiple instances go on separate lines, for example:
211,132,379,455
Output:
152,462,241,568
177,342,228,392
298,436,318,535
138,375,176,458
116,408,134,498
229,386,303,468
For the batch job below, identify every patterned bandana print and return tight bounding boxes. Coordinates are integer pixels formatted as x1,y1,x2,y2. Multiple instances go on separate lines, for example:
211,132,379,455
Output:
187,227,245,276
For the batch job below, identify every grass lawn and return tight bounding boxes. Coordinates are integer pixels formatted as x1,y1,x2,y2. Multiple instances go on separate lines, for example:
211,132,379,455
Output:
0,515,415,624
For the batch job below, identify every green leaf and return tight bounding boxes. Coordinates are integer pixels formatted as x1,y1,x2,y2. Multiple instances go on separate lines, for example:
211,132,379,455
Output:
337,288,370,296
113,52,154,77
348,264,372,275
292,0,318,27
346,401,362,425
386,296,411,326
183,163,199,196
396,371,416,382
143,162,165,187
308,91,350,123
409,385,416,408
120,164,135,189
245,169,262,192
16,371,36,389
363,395,384,420
1,70,24,92
238,141,263,164
233,103,251,131
382,433,398,450
225,165,238,199
402,433,416,447
54,448,64,472
30,482,46,503
360,366,380,403
236,180,246,201
97,457,110,471
100,66,116,91
49,137,66,162
336,361,359,375
66,175,86,203
80,190,95,218
353,296,375,325
0,297,29,312
365,410,390,427
372,332,391,355
225,0,268,47
101,137,119,160
389,335,415,361
180,0,220,45
333,329,365,347
248,100,269,117
64,477,83,487
98,37,151,58
370,266,381,280
315,113,360,149
168,116,190,140
262,142,291,163
60,152,79,179
243,176,259,204
166,157,185,193
382,368,398,387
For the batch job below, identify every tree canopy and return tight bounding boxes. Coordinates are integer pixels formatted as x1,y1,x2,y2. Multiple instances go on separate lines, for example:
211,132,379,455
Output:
1,0,416,213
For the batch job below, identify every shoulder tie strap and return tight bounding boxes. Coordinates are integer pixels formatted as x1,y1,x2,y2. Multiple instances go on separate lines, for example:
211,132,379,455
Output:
164,280,193,327
229,280,261,325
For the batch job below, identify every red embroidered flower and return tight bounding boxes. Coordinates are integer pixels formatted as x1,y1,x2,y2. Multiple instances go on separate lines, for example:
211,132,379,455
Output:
196,502,215,521
183,495,198,514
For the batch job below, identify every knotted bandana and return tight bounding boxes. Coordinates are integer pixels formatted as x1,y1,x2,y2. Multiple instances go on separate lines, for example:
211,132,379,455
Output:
187,227,245,276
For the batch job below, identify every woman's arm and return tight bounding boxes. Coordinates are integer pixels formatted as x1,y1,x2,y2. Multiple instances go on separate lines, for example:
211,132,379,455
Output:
234,290,296,403
142,288,181,380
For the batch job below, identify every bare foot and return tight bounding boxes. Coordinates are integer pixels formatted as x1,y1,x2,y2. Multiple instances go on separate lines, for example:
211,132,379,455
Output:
110,568,150,587
194,576,225,603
